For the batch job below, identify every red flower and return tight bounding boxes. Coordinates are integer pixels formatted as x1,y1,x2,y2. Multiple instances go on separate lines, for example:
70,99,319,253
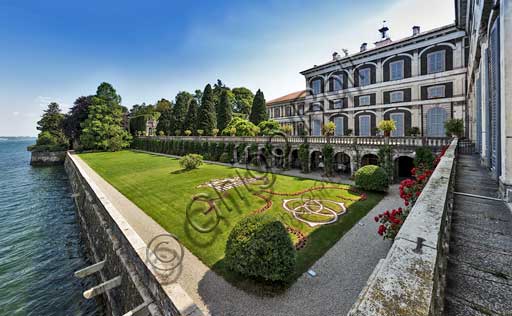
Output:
374,216,379,222
405,201,409,206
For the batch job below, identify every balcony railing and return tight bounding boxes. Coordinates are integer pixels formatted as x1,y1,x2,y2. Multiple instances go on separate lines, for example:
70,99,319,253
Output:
144,135,452,148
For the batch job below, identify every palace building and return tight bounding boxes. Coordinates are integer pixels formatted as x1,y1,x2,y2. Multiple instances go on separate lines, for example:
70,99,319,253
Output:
266,24,467,138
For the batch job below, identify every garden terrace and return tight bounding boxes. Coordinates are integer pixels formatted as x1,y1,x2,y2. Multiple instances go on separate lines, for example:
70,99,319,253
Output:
78,150,384,289
137,136,452,181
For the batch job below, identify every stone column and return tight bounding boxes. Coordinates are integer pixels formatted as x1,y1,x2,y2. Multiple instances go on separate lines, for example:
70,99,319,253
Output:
376,60,383,83
500,1,512,200
412,50,419,77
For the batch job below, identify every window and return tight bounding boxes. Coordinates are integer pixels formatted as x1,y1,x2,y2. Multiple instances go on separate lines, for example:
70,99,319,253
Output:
359,95,371,106
390,60,404,80
312,119,322,136
332,75,343,91
390,113,405,137
311,103,322,112
274,108,281,118
390,91,404,103
427,85,446,98
427,50,445,74
359,68,371,86
312,79,322,94
297,104,304,115
285,106,292,116
333,117,344,136
333,100,344,109
267,110,271,118
359,115,371,136
427,107,448,137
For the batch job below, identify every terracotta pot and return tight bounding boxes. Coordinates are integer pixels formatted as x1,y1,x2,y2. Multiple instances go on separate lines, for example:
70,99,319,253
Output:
384,130,391,137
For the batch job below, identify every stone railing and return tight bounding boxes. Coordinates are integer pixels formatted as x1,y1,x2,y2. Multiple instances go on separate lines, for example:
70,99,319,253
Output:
348,138,458,316
144,135,451,148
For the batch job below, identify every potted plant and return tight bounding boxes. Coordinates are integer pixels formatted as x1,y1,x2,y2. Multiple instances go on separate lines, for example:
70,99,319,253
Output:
322,121,336,137
345,129,353,136
377,120,396,137
184,130,192,136
197,129,204,137
407,127,420,137
444,119,464,138
212,128,219,137
175,129,181,136
229,127,237,136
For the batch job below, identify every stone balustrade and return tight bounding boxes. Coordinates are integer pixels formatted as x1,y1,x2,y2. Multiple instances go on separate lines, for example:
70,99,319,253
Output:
347,138,458,316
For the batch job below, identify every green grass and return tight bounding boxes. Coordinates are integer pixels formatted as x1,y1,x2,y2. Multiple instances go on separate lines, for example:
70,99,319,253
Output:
79,150,383,291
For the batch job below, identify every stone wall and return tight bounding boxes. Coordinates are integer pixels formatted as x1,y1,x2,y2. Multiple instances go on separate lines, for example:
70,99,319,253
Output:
65,153,200,316
348,139,458,316
30,150,66,165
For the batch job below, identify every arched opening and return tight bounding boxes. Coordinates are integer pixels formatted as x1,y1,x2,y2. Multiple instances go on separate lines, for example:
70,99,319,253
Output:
274,148,284,168
395,156,414,179
290,149,300,169
334,152,351,174
361,154,379,166
310,151,323,171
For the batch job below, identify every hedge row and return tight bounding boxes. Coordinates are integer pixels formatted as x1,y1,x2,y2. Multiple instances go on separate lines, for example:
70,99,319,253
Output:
132,138,244,163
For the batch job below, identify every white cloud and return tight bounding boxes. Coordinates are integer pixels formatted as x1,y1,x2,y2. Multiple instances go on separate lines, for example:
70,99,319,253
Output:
12,111,19,116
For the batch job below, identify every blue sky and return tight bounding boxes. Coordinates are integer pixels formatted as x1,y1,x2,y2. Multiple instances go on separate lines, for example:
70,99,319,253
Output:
0,0,454,136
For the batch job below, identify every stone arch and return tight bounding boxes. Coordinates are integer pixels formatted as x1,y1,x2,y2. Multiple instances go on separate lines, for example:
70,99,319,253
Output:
273,147,284,168
395,156,415,179
361,153,379,166
334,152,351,175
310,150,323,171
290,149,301,169
418,43,456,57
419,43,455,75
308,76,325,94
326,70,349,91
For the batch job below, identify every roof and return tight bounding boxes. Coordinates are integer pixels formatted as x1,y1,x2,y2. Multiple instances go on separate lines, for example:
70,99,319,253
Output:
267,90,307,106
300,23,460,75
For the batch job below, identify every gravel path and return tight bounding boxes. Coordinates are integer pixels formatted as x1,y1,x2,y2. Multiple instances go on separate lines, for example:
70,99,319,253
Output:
74,154,400,316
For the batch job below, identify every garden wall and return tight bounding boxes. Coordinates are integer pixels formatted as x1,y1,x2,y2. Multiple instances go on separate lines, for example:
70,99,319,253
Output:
65,152,202,316
348,139,458,316
30,150,66,165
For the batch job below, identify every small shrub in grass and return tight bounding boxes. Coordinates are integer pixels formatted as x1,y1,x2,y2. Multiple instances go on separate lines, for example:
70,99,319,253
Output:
219,152,231,163
355,165,389,192
179,154,203,170
225,214,296,282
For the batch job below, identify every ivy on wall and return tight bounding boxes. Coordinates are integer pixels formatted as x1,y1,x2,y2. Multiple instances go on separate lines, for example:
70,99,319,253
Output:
322,144,334,177
298,143,310,173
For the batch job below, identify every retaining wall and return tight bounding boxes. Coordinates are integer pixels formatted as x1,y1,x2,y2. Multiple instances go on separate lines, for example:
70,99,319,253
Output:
65,152,201,316
348,139,458,316
30,150,66,165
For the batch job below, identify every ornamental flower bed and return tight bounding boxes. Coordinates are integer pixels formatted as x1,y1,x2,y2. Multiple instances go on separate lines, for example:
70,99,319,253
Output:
375,146,448,240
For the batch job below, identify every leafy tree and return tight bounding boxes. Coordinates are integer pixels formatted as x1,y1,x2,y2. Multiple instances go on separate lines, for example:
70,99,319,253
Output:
173,91,193,133
198,84,217,135
232,87,254,115
63,96,92,143
221,117,259,136
194,89,203,106
155,98,172,113
96,82,121,104
249,89,267,125
183,98,199,134
217,90,233,132
80,99,132,151
257,120,280,136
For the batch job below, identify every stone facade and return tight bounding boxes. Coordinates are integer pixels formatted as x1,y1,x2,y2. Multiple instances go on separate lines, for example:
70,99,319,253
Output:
266,24,466,139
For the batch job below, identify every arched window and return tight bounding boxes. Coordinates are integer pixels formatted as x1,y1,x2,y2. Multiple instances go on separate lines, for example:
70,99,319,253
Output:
427,107,448,137
311,78,323,94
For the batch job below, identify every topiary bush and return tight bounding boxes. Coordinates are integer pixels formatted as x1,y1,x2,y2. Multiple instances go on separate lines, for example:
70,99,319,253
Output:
225,214,296,282
179,154,203,170
354,165,389,192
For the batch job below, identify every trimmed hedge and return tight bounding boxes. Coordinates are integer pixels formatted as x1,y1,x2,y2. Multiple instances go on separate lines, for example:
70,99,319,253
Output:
354,165,389,192
225,214,296,282
179,154,203,170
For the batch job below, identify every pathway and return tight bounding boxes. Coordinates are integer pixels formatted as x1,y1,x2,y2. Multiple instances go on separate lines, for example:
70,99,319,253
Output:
444,154,512,315
72,153,400,316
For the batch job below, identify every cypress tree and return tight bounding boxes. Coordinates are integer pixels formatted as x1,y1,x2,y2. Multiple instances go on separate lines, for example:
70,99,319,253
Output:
198,84,217,135
217,89,232,132
173,91,193,133
183,99,199,134
249,89,267,125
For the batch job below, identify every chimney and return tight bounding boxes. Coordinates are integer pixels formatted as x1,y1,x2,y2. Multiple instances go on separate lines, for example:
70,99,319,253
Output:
379,26,390,39
332,52,339,60
413,26,421,36
360,43,368,52
342,49,349,57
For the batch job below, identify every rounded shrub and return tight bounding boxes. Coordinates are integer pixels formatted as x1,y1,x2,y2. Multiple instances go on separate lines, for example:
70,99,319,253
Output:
179,154,203,170
219,152,231,163
355,165,389,192
225,214,296,282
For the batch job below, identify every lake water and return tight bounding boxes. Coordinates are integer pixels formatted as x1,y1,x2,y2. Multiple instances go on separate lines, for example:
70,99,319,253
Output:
0,138,104,315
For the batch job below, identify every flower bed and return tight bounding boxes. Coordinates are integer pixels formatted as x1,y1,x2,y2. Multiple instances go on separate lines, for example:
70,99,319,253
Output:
375,146,449,240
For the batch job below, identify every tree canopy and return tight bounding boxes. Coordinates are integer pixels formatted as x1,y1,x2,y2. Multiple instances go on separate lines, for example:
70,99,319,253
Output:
216,89,233,132
155,98,172,113
221,117,259,136
232,87,254,116
63,96,93,143
257,120,281,136
173,91,193,133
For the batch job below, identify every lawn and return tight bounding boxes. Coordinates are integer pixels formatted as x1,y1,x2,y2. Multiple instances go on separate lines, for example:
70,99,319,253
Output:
79,150,383,290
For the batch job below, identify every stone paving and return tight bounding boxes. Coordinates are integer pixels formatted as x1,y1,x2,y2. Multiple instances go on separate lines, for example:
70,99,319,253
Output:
444,155,512,316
